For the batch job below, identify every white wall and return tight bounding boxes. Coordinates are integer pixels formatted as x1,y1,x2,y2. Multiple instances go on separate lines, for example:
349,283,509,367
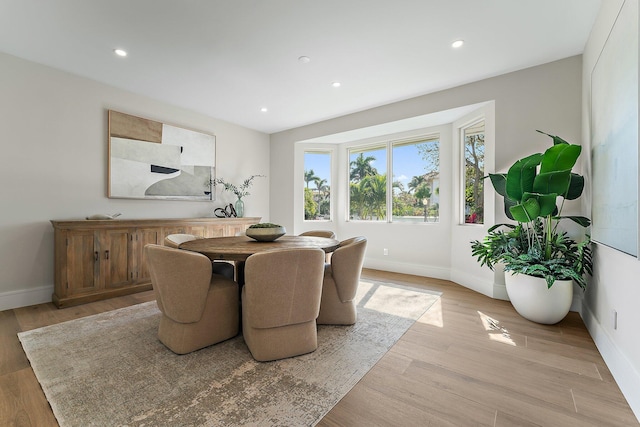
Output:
449,104,500,298
271,56,583,298
581,0,640,419
0,52,270,310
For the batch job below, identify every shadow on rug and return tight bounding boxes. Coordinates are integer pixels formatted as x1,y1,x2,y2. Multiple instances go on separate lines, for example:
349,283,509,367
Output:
19,280,440,427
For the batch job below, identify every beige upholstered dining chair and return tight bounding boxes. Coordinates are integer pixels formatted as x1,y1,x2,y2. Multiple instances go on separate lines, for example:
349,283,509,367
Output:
317,236,367,325
299,230,336,239
299,230,336,262
164,233,235,280
144,244,239,354
241,248,325,362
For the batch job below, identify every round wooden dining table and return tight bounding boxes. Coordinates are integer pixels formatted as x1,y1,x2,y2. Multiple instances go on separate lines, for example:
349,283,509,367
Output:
179,235,340,284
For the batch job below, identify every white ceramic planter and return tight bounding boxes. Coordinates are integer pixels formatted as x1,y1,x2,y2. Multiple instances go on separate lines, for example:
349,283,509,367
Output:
504,273,573,324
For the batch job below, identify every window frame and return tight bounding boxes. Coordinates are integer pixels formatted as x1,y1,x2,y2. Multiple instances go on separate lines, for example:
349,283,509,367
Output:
347,143,388,222
346,132,440,223
460,119,486,225
391,135,441,223
303,149,334,222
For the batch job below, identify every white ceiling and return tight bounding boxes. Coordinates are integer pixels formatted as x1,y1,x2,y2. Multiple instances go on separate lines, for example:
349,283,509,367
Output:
0,0,601,134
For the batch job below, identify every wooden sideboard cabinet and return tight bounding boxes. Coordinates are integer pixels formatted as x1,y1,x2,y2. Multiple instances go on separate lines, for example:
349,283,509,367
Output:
50,217,260,308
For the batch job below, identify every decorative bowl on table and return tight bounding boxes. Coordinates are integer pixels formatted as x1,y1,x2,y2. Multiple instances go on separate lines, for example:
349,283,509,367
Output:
245,223,286,242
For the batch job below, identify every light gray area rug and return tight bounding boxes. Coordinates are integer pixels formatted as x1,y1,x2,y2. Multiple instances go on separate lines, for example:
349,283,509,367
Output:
19,280,440,427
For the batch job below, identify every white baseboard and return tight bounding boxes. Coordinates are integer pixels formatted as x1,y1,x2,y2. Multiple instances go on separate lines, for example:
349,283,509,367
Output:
581,303,640,422
0,285,53,311
450,268,494,298
364,258,450,281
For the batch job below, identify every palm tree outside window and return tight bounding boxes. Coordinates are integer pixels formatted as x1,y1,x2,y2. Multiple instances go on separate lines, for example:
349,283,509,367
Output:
348,147,387,221
303,152,332,221
347,136,440,223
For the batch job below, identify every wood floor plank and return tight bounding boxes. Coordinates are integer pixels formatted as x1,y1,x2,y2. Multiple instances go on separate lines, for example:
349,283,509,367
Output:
495,410,547,427
404,359,600,427
0,310,30,376
0,368,57,427
391,338,578,413
360,363,498,426
317,379,438,427
525,334,603,363
14,302,98,331
572,387,639,426
447,336,602,380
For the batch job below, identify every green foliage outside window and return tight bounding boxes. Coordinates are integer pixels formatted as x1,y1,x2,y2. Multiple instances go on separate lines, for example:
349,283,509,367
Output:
349,139,440,222
349,150,386,220
303,163,331,221
464,122,485,224
304,187,317,220
393,140,439,222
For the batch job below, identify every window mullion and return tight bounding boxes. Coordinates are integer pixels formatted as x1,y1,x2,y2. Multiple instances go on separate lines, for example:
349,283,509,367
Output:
387,141,393,222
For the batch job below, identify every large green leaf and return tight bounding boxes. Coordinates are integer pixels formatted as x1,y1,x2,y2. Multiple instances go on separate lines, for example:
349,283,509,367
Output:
565,173,585,200
523,192,557,217
487,223,516,233
503,196,517,220
489,173,507,197
554,215,591,227
506,153,542,201
539,144,581,174
509,198,540,223
536,130,570,146
533,169,572,195
490,173,518,220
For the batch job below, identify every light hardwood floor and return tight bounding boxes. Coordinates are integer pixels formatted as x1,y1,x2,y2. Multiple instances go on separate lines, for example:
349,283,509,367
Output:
1,269,637,426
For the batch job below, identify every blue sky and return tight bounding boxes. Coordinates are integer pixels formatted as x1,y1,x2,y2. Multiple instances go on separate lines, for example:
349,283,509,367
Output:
304,143,436,190
304,152,332,186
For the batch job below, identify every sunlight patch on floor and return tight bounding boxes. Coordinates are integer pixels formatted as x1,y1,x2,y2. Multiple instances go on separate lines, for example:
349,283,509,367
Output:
357,280,441,320
478,311,517,346
417,298,443,327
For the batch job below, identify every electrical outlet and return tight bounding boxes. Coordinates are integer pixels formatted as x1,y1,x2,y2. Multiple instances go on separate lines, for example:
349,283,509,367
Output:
383,248,389,256
612,309,618,330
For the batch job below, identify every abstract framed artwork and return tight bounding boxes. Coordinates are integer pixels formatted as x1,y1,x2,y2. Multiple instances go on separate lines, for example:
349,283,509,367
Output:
590,0,638,257
108,110,215,201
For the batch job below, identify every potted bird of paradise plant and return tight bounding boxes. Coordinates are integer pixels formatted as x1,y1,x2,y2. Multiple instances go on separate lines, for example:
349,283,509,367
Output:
471,131,593,324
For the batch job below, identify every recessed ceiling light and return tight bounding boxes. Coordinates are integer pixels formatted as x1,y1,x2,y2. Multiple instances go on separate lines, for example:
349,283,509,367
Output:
114,48,127,57
260,107,268,113
331,81,341,88
298,56,311,63
451,40,464,48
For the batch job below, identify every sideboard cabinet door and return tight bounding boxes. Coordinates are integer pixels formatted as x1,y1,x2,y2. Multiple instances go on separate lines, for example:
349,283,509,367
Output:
100,228,135,290
65,230,100,297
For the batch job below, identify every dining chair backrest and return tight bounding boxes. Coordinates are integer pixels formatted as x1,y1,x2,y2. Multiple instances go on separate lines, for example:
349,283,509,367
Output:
164,233,235,280
244,248,325,328
299,230,336,239
145,244,212,323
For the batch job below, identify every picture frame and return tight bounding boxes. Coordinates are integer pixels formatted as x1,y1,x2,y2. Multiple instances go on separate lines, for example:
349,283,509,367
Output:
108,110,216,201
590,0,639,257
